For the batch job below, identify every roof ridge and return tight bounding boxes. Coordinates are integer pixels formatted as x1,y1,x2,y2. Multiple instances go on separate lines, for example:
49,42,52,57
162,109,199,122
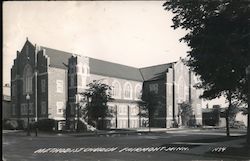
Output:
139,62,176,69
89,57,140,69
40,46,73,56
40,46,141,69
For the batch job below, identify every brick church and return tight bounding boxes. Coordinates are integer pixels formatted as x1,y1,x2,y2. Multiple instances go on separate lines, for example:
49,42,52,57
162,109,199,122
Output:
11,39,202,130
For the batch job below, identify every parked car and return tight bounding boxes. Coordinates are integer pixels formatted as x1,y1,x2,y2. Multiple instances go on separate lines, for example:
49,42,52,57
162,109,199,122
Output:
230,121,246,129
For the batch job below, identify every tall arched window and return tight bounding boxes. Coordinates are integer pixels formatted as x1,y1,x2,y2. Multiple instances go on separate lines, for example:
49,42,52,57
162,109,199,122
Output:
177,77,185,103
124,82,132,99
135,84,142,99
23,64,33,94
83,65,90,75
111,81,121,98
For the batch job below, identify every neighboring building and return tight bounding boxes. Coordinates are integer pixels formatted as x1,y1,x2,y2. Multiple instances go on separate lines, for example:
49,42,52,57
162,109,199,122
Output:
235,111,247,126
10,39,202,130
202,105,247,128
2,84,11,120
202,106,223,127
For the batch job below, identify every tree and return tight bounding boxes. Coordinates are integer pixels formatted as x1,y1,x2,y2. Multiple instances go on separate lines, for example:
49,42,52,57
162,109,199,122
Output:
138,91,158,131
163,0,250,136
80,80,113,130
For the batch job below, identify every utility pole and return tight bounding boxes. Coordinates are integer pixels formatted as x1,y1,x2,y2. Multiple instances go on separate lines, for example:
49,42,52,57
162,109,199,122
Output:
26,94,31,136
76,94,81,132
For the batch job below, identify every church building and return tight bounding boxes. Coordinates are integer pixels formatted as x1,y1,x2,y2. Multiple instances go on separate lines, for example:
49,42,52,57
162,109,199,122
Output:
10,39,202,130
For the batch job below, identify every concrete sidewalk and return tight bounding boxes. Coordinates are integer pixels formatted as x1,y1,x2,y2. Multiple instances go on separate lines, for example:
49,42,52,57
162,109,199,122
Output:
2,128,197,137
2,127,246,137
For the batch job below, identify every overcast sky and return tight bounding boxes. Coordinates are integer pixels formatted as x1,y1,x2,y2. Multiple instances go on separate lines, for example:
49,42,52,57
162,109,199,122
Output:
3,1,226,107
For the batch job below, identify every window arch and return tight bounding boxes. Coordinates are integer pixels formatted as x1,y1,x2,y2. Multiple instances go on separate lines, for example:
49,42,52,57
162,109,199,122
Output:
124,82,132,99
23,64,33,94
101,79,108,85
111,80,121,98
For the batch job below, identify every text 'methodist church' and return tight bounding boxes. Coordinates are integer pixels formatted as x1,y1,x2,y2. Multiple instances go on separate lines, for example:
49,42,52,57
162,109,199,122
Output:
11,39,202,130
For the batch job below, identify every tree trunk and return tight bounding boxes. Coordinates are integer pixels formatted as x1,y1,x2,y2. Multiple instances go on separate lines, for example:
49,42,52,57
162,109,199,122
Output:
148,107,151,132
226,91,232,137
95,118,99,130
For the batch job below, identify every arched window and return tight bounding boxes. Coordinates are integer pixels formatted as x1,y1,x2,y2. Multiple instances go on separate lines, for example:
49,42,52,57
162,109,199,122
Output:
86,67,90,75
135,84,142,99
111,81,121,98
82,66,85,74
177,77,185,103
124,82,132,99
23,64,33,94
101,79,108,85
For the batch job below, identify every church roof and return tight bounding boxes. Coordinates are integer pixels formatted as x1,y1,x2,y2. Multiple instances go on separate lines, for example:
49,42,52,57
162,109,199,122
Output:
40,46,144,81
89,58,143,81
39,46,175,82
41,47,73,69
139,63,174,81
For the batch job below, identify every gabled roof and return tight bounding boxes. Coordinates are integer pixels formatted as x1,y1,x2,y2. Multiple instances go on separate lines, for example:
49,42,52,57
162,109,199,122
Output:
38,45,176,82
89,58,143,81
39,46,143,81
139,63,174,81
40,47,73,69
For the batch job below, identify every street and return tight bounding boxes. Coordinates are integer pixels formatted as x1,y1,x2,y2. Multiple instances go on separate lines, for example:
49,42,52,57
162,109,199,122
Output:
3,129,249,161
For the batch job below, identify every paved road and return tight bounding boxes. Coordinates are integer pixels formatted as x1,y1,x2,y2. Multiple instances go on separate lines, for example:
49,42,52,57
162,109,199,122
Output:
2,129,248,161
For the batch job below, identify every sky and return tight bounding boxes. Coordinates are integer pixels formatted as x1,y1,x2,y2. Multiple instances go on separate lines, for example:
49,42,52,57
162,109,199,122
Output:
2,1,226,107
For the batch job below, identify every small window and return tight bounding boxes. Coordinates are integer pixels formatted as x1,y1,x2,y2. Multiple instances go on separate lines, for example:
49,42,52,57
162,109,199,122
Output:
70,76,74,87
41,79,46,93
41,101,46,115
56,80,63,93
21,104,27,115
56,102,64,114
149,83,158,94
70,104,75,115
12,104,16,115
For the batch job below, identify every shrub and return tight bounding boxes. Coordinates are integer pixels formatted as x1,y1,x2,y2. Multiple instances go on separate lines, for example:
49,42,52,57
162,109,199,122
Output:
37,119,56,132
77,121,87,132
3,119,18,130
17,120,25,130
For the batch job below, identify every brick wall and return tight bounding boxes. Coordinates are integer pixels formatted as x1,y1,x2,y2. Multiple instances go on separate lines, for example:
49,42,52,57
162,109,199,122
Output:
143,79,166,128
48,67,68,121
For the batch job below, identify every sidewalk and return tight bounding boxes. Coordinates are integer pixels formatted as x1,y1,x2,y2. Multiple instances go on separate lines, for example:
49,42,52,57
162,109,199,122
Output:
2,127,246,137
2,128,198,137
